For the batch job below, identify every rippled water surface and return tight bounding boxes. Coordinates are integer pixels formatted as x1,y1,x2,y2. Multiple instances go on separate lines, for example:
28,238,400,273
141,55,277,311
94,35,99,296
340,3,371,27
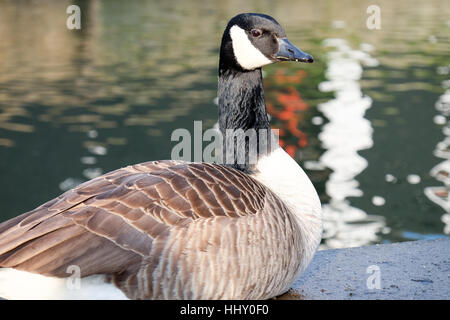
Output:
0,0,449,248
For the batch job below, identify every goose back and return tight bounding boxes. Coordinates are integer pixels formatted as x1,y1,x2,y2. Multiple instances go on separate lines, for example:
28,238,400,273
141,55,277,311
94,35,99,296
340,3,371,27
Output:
0,160,304,299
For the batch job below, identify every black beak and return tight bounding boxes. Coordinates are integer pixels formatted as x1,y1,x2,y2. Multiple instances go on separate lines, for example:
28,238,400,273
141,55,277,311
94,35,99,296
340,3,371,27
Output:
276,38,313,63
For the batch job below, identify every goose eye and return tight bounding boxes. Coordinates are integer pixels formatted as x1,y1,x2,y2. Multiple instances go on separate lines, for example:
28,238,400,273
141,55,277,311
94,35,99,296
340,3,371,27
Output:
250,29,262,37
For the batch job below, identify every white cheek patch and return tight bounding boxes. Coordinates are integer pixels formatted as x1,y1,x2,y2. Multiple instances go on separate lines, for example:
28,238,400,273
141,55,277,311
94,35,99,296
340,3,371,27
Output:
229,25,273,70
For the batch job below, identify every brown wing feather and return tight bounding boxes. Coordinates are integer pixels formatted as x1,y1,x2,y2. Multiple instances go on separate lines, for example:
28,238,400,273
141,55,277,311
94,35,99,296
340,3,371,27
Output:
0,160,268,284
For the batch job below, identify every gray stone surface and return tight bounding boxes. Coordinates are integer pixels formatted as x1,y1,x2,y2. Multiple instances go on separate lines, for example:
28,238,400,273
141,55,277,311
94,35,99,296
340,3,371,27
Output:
291,238,450,299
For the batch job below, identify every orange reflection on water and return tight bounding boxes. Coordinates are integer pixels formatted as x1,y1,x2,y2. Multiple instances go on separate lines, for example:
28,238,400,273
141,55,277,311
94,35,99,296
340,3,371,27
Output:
267,71,310,157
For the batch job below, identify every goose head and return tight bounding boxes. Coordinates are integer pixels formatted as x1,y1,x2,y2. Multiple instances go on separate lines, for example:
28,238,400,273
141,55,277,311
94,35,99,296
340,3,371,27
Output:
220,13,313,72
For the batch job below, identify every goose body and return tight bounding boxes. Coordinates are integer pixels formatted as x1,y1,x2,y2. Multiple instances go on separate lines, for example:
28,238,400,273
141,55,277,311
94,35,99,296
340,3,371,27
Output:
0,13,322,300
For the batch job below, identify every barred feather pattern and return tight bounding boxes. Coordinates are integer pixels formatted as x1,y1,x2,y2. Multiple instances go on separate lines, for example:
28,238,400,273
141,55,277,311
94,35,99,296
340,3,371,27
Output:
0,160,304,299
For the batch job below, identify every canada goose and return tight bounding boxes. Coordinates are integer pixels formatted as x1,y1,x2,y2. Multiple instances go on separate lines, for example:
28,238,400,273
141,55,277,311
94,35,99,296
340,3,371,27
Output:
0,13,322,300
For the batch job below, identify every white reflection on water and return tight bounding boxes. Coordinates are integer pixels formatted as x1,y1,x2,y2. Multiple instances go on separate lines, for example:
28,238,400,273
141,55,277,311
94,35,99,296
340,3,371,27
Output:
59,177,84,192
58,130,106,192
317,39,387,249
83,167,103,180
425,76,450,234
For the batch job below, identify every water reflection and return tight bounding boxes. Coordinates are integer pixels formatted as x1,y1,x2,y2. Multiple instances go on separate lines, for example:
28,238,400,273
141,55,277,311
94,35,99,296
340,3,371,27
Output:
317,39,387,248
425,72,450,234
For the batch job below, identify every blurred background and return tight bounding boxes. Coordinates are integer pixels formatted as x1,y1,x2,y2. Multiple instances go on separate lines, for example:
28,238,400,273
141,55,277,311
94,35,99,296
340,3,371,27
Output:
0,0,449,249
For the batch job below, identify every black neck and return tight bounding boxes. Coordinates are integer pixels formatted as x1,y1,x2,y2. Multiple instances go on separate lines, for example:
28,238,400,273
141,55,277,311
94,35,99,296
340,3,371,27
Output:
218,66,275,172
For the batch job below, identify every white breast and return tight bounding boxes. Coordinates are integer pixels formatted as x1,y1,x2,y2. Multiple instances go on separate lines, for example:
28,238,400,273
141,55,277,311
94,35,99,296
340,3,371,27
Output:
252,147,323,272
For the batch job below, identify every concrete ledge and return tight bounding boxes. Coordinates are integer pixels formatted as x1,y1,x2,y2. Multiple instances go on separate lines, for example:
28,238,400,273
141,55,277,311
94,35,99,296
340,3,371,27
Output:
290,238,450,300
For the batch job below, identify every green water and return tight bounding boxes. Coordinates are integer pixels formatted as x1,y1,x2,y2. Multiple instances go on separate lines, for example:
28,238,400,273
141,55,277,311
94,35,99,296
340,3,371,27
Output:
0,0,449,248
